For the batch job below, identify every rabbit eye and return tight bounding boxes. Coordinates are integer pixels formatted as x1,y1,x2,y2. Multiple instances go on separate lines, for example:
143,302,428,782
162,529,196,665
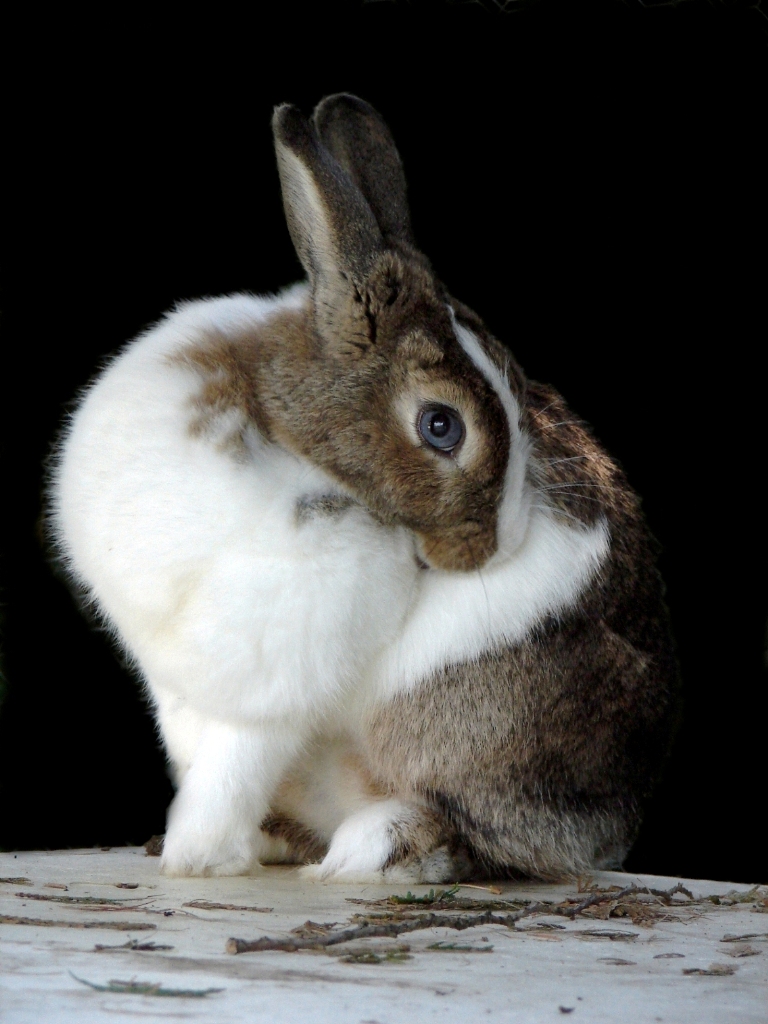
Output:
418,406,464,452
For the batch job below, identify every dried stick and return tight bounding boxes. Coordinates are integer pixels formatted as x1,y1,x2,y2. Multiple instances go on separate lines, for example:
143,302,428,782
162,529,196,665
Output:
556,883,693,919
225,882,694,955
227,908,535,954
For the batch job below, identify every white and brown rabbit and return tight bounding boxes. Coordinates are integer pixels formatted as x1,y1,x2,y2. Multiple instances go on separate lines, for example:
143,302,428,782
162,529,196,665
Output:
51,94,678,882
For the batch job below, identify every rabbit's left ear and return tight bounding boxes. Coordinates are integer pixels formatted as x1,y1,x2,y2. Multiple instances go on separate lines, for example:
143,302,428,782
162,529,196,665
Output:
313,93,416,251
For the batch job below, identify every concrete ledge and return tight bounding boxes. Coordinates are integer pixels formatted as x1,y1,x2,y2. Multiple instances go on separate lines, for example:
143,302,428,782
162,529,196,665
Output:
1,847,766,1022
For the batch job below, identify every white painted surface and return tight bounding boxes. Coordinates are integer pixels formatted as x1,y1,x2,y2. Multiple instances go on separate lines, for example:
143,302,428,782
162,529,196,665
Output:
1,847,766,1023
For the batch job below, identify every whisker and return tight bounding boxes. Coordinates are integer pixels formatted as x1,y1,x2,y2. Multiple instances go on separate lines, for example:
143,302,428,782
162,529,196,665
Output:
540,493,604,505
526,400,560,423
540,489,606,501
531,503,589,528
537,455,602,467
540,482,604,490
463,535,492,640
536,420,585,431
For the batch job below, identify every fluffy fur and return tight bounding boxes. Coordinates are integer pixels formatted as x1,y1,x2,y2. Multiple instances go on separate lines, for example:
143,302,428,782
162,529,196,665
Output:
50,93,677,881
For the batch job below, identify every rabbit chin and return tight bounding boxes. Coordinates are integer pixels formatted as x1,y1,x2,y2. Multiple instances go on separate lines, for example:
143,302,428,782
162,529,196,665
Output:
414,526,497,573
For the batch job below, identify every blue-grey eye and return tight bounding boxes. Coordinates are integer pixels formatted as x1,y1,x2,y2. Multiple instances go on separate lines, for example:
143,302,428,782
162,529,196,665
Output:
418,406,464,452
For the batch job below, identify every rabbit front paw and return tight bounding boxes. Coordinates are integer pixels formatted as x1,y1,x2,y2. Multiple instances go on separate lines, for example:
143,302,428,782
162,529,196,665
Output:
160,799,264,877
160,829,259,877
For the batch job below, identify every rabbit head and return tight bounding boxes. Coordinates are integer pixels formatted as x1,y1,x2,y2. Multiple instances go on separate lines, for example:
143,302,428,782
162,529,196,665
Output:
270,95,518,572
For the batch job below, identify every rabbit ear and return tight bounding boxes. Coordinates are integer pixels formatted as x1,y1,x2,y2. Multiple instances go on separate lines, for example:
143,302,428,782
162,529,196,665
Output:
312,93,415,250
272,103,384,291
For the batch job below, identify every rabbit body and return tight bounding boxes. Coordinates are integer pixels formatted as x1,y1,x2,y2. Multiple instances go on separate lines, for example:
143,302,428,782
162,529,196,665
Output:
51,94,677,881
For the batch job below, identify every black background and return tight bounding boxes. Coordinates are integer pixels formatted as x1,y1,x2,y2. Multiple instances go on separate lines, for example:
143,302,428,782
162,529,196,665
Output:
2,0,766,884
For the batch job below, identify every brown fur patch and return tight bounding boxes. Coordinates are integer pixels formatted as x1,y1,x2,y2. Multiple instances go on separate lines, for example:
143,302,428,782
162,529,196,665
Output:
172,253,512,572
361,376,679,880
260,814,328,864
382,806,446,869
523,382,634,527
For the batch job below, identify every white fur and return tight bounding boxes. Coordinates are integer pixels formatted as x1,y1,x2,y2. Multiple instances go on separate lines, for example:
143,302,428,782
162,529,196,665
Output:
51,288,609,878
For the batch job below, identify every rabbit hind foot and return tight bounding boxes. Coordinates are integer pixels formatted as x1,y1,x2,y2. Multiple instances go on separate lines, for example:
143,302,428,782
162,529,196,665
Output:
298,799,467,884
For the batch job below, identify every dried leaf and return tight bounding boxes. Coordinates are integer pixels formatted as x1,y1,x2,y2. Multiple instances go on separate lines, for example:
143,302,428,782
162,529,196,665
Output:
291,921,339,937
427,941,493,952
144,835,164,857
389,887,460,905
683,963,737,976
94,939,174,952
69,972,222,997
15,892,151,907
458,884,503,895
183,900,272,913
1,913,155,930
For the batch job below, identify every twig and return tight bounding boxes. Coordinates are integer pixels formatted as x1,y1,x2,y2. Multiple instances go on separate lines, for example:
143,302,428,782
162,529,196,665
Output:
183,901,273,913
225,882,697,955
69,972,223,997
556,883,693,919
0,914,155,930
457,883,503,895
227,907,537,954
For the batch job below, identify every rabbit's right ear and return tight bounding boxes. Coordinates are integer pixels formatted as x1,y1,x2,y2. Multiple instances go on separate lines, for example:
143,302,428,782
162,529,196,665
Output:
312,94,415,251
272,104,384,303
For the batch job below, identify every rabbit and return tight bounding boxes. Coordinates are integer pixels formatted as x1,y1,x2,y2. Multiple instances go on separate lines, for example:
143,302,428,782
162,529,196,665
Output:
50,93,678,882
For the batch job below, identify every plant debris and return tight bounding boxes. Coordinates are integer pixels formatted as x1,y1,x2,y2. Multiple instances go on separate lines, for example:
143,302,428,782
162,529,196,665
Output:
227,908,525,954
94,939,175,952
724,945,762,958
682,963,737,976
427,941,493,952
329,944,412,964
389,886,461,905
69,972,223,997
225,881,758,960
144,835,164,857
182,900,272,913
291,921,339,937
347,893,530,914
597,957,636,965
721,932,768,943
575,928,639,942
558,883,693,924
342,950,411,964
703,887,768,906
458,883,503,895
15,892,153,907
0,914,155,930
0,877,31,884
43,883,68,890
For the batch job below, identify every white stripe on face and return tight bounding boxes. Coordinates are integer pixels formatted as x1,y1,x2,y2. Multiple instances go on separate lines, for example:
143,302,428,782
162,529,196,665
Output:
451,314,532,562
